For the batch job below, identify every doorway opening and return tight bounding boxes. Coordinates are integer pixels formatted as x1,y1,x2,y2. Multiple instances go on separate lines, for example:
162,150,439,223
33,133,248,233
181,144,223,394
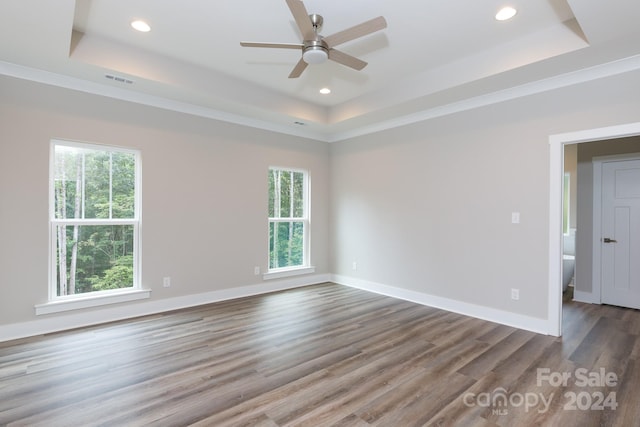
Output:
548,122,640,336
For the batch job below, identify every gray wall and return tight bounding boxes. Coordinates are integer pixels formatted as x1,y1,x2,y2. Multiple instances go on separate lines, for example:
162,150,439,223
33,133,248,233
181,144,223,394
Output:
0,76,330,326
330,70,640,320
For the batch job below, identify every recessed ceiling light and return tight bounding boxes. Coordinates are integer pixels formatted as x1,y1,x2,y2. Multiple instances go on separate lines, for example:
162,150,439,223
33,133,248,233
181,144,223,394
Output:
495,7,517,21
319,88,331,95
131,20,151,32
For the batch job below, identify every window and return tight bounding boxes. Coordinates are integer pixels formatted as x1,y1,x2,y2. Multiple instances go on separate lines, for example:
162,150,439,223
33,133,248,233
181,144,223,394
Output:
49,140,140,300
268,168,310,272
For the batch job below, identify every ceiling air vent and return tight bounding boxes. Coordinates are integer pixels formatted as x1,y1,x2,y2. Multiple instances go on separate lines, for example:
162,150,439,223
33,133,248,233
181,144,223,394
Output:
105,74,133,84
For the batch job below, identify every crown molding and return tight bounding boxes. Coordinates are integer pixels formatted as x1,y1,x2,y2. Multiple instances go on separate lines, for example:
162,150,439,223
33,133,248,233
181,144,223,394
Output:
3,54,640,144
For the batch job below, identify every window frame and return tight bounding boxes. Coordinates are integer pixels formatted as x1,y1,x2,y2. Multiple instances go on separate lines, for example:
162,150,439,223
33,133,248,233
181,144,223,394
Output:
47,139,143,304
266,166,312,278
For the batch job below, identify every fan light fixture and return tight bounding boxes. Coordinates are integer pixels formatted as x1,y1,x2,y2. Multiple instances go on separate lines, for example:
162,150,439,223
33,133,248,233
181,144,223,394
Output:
303,47,328,64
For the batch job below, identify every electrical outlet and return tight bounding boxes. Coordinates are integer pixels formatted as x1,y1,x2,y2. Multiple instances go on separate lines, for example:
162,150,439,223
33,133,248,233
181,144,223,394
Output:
511,288,519,300
163,277,171,288
254,266,260,275
352,261,358,271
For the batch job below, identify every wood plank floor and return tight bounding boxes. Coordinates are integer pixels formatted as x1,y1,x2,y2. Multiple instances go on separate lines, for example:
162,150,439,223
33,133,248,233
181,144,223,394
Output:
1,283,639,426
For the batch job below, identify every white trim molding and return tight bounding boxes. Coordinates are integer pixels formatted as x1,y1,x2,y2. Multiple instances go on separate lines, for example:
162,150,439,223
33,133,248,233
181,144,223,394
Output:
3,54,640,144
35,288,152,315
263,266,316,281
1,273,331,342
332,275,550,335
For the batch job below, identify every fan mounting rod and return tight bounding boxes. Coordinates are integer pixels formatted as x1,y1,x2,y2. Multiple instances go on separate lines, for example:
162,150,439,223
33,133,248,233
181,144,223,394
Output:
309,14,323,32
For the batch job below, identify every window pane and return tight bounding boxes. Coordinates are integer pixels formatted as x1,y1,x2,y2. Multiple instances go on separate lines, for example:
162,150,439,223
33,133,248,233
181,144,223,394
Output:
53,145,136,220
53,145,82,219
111,152,136,218
279,171,291,217
269,169,304,219
83,150,111,219
269,221,304,269
292,171,304,218
268,169,276,217
55,224,135,296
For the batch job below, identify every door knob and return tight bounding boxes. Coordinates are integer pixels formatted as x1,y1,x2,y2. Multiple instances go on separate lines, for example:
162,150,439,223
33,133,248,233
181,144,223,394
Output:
603,237,617,243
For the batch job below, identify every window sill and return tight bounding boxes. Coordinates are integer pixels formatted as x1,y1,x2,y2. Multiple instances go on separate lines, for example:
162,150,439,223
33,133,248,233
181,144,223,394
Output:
263,266,316,281
35,289,152,315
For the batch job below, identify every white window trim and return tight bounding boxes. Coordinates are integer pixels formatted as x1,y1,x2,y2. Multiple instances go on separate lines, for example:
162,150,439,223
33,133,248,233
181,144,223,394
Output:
35,288,151,315
267,167,311,273
44,139,145,312
263,266,316,281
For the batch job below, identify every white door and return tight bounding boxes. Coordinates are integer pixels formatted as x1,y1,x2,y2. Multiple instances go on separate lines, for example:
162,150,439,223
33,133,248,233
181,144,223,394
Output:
600,158,640,309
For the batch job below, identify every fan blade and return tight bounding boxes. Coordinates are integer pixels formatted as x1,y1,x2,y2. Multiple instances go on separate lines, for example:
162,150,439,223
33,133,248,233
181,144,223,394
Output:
323,16,387,48
240,41,303,49
328,49,367,71
288,58,308,78
286,0,315,39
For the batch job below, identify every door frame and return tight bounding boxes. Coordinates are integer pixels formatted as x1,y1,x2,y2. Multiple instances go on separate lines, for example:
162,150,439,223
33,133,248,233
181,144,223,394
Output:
592,153,640,306
548,122,640,336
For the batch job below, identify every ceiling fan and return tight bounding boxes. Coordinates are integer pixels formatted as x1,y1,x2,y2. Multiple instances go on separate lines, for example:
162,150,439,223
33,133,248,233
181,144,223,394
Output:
240,0,387,78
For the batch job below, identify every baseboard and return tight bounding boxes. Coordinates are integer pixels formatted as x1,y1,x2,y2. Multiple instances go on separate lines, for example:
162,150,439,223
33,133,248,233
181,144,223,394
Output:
0,273,554,342
0,273,331,342
332,275,551,335
573,289,599,304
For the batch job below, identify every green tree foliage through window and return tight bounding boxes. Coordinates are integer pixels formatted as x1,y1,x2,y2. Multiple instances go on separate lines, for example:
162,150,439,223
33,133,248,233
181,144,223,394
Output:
268,168,308,270
51,142,139,297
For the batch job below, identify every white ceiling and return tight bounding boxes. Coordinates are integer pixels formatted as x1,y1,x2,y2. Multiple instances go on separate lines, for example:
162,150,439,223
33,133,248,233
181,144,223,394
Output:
1,0,640,142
